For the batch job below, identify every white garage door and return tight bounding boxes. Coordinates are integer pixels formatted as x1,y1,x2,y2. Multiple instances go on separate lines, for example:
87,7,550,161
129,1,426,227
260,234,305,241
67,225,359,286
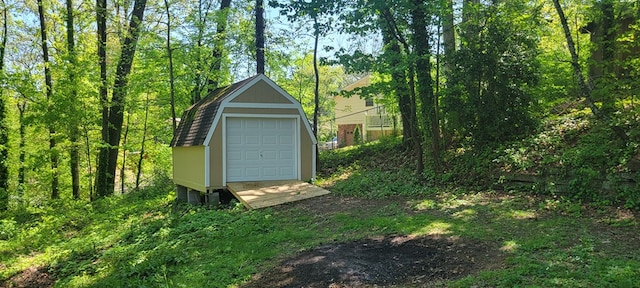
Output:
226,117,297,182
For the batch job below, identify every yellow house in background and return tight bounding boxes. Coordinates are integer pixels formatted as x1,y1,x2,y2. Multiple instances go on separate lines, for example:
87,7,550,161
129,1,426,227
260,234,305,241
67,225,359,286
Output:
333,75,401,147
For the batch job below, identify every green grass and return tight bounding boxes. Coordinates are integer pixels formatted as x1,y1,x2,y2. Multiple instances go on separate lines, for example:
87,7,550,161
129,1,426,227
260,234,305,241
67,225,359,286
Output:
1,139,639,287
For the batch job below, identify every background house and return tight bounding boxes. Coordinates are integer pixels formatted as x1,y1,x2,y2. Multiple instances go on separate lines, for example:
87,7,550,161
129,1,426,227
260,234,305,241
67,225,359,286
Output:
333,75,401,147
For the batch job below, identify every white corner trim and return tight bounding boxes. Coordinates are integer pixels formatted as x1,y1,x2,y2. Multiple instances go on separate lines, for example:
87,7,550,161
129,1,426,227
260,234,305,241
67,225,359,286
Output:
204,145,210,187
221,116,227,186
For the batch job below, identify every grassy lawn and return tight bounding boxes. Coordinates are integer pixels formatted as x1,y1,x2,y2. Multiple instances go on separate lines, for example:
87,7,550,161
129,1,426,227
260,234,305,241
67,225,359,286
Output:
1,139,639,287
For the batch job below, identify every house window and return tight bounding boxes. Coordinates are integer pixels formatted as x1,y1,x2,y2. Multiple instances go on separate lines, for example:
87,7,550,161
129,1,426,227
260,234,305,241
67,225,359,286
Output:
365,98,374,107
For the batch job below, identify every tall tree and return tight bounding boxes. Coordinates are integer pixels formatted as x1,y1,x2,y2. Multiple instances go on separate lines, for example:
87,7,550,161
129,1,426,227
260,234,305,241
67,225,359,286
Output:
66,0,80,199
95,0,148,198
377,3,424,174
444,1,539,146
256,0,265,74
95,0,107,200
552,0,628,142
207,0,232,89
164,0,177,132
0,0,8,210
410,0,441,174
37,0,59,199
273,0,341,172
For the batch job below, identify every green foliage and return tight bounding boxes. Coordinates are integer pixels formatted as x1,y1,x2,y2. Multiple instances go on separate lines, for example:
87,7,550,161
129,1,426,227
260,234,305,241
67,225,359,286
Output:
444,1,540,146
353,125,362,145
0,219,17,240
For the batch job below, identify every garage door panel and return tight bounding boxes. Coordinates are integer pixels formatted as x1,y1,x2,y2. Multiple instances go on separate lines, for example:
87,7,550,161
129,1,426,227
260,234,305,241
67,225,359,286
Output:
227,151,242,161
226,117,297,182
263,135,277,145
245,151,260,161
246,135,260,145
279,135,293,145
246,119,260,128
262,150,277,160
262,119,277,129
227,135,242,145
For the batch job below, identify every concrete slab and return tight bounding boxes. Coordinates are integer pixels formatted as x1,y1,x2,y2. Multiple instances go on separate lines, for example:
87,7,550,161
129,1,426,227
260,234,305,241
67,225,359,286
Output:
226,180,330,209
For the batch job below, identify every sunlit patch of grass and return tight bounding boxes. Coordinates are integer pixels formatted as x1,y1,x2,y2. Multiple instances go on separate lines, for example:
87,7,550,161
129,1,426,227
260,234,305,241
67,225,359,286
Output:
505,209,538,220
412,221,453,236
501,240,519,252
410,199,437,211
452,209,477,221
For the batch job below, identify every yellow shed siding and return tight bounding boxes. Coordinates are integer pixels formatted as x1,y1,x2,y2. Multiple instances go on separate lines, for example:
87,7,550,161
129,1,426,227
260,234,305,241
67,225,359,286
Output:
172,146,207,192
209,120,224,188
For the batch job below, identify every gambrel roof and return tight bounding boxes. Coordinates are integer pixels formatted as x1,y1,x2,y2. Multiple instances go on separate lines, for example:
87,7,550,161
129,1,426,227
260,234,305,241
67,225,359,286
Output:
170,75,260,147
170,74,316,148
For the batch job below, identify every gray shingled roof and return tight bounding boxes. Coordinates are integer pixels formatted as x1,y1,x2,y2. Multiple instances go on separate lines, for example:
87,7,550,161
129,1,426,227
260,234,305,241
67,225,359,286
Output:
170,75,259,147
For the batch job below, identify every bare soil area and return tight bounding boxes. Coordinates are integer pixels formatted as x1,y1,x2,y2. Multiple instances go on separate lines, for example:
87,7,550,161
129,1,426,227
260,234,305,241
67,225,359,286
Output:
242,195,506,287
2,266,55,288
243,234,504,288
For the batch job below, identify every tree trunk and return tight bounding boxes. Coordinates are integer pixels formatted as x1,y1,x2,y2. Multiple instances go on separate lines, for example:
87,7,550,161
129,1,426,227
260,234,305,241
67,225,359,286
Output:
411,0,441,175
441,0,455,148
164,0,177,133
37,0,59,199
312,16,320,172
17,104,26,205
379,9,411,145
66,0,80,200
256,0,265,74
95,0,147,198
136,94,150,189
189,0,213,104
0,0,8,211
83,119,93,200
207,0,232,90
552,0,628,141
95,0,109,198
378,4,424,176
120,112,130,193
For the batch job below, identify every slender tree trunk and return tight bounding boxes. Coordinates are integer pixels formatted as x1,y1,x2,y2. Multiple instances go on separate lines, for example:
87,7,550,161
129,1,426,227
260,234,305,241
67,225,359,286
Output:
552,0,628,141
207,0,232,89
95,0,147,198
83,120,93,200
136,94,150,189
17,104,26,205
163,0,177,132
256,0,265,74
441,0,455,148
37,0,59,199
189,0,212,104
66,0,80,199
0,0,8,211
95,0,109,198
380,14,412,146
379,4,424,176
312,17,320,171
120,112,130,193
411,0,441,175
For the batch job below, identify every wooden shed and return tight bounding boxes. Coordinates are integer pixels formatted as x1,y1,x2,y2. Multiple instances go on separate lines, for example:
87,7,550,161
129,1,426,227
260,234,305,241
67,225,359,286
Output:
170,74,318,204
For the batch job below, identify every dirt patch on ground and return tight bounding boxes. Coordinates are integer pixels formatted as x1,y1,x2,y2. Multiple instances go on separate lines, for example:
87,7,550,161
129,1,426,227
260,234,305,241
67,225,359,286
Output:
1,266,55,288
239,194,506,287
243,234,504,288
